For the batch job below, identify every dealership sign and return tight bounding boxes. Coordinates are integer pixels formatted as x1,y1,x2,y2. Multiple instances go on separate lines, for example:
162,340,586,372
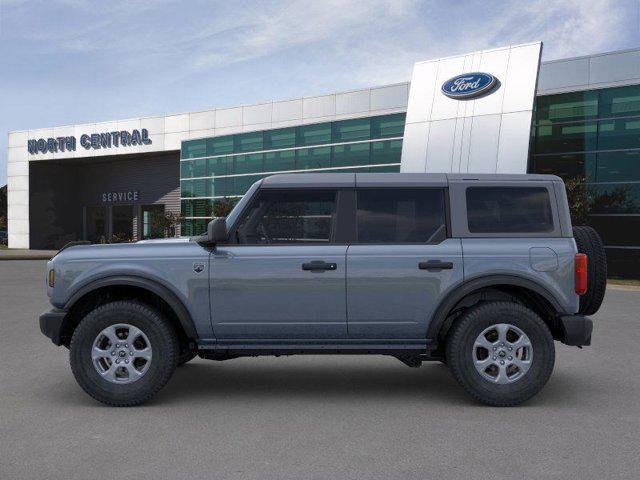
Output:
27,129,152,155
102,191,139,203
441,72,497,99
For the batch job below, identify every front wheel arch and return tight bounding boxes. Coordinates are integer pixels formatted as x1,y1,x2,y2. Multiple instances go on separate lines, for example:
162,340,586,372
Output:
60,276,197,347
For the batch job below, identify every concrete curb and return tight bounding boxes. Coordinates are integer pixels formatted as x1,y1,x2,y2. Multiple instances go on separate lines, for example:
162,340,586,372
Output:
0,255,54,261
607,283,640,292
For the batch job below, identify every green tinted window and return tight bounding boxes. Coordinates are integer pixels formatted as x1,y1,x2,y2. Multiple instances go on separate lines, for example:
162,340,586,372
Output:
371,139,402,164
180,161,193,179
192,179,212,197
213,177,232,197
535,91,598,124
234,132,263,153
599,85,640,118
181,179,215,199
533,121,598,154
296,147,331,170
233,175,263,195
332,118,370,142
530,153,596,180
371,113,406,139
368,164,401,173
182,219,209,236
208,156,232,177
596,151,640,182
589,184,640,214
332,143,370,167
181,199,214,218
297,123,331,146
207,136,234,156
598,119,640,150
264,128,296,149
234,154,263,174
181,139,206,159
264,150,295,172
180,180,193,198
187,159,207,178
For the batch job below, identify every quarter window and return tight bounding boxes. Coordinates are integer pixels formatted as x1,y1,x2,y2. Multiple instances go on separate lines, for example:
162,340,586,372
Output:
356,189,446,243
466,187,554,233
235,190,336,245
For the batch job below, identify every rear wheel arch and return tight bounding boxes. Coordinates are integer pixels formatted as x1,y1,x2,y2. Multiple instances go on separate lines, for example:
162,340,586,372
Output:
427,275,562,343
60,276,197,347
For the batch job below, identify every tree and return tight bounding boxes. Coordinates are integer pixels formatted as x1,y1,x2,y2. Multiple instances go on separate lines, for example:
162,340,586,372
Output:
148,210,182,239
564,176,591,226
213,197,238,217
564,175,634,226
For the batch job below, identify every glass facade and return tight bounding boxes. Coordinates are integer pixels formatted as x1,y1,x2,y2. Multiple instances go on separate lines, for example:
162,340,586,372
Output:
529,84,640,277
180,113,405,235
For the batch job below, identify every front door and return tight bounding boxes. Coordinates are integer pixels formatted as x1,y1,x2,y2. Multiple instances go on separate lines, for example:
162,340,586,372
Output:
211,188,347,339
346,188,464,339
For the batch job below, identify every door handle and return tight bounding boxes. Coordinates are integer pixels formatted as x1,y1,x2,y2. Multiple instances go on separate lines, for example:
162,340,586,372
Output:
302,261,337,271
419,260,453,271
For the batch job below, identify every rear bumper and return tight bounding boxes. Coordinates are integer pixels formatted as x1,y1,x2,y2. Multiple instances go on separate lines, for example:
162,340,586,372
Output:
39,308,68,346
557,314,593,346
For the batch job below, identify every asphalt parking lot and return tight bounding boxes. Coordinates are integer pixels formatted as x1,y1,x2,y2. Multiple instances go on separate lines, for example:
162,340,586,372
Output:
1,260,639,479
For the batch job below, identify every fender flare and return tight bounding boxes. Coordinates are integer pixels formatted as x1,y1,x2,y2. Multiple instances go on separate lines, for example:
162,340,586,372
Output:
64,275,198,339
426,274,563,341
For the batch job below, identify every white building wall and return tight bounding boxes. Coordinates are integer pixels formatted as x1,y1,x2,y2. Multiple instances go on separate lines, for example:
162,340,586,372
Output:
400,42,542,174
6,84,408,249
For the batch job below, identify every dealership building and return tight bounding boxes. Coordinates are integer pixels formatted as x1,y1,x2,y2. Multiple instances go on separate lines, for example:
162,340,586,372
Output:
6,43,640,276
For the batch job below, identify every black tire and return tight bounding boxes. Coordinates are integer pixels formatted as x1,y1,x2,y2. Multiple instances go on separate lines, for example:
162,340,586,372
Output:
446,302,555,407
573,225,607,316
70,300,178,407
177,342,197,366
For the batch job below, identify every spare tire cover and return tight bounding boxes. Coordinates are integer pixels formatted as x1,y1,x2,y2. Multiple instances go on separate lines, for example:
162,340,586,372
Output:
573,226,607,316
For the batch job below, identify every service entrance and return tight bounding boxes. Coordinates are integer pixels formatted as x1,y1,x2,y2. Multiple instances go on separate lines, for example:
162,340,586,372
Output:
111,205,134,242
83,204,134,243
29,152,180,249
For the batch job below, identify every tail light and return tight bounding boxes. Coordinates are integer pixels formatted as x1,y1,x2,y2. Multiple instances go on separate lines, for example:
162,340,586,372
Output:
575,253,587,295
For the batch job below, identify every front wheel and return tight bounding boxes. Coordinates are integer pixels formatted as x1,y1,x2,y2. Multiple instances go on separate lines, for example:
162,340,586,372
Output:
446,302,555,407
70,300,178,407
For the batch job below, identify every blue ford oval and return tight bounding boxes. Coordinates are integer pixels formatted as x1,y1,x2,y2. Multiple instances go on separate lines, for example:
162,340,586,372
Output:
441,72,497,99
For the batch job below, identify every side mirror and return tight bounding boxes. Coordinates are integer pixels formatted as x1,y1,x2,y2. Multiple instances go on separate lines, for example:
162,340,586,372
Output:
207,217,227,244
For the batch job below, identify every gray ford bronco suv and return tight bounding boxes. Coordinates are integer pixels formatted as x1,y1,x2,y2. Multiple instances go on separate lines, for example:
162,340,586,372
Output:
40,173,606,407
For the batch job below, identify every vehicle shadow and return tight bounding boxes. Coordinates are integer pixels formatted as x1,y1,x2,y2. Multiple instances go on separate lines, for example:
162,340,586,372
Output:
158,357,472,405
45,356,595,408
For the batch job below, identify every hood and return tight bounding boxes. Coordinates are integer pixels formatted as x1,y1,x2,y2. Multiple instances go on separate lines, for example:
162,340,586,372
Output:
135,237,191,244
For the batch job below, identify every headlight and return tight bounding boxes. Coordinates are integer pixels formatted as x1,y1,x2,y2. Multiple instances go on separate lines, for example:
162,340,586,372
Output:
48,269,55,288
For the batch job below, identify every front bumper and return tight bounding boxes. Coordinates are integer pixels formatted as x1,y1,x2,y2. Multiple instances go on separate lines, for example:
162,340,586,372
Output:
557,314,593,346
39,308,68,346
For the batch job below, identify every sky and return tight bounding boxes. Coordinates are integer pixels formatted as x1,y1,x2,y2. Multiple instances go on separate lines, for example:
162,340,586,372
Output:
1,0,639,186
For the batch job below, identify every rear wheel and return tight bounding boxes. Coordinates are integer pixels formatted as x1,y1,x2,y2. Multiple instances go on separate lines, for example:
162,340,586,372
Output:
446,301,555,407
70,300,178,407
573,225,607,315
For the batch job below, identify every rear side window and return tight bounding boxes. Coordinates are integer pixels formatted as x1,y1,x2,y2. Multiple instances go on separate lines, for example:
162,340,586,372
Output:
356,188,446,243
466,187,554,233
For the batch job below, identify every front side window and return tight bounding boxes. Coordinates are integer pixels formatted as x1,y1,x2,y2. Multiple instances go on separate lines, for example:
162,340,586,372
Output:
356,188,446,243
466,187,554,233
235,190,336,245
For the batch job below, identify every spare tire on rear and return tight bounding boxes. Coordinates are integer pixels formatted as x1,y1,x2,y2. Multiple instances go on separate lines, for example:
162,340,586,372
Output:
573,226,607,316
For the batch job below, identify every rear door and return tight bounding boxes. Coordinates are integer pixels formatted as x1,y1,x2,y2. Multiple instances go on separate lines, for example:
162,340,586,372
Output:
211,188,348,339
346,187,463,339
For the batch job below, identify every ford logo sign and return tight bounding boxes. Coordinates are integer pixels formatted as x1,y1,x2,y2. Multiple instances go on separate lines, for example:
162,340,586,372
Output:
441,72,497,99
